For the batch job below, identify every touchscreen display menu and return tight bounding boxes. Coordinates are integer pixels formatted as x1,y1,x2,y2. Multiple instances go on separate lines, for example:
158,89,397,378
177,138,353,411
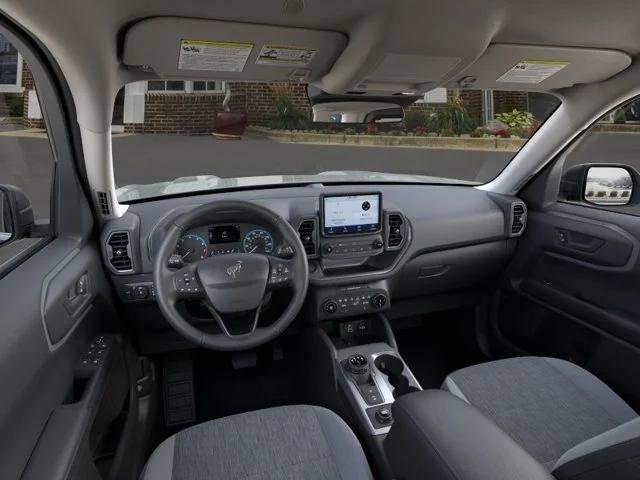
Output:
323,194,381,235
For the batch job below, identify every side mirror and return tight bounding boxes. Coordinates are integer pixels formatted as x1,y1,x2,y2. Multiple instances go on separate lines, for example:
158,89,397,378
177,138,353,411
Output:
0,185,34,245
560,164,635,206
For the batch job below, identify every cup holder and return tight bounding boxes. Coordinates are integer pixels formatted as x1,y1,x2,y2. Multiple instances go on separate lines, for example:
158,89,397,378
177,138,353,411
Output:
374,354,420,398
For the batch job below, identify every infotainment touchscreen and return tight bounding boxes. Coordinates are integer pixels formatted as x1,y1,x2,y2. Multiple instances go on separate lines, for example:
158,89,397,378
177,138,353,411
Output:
322,193,382,236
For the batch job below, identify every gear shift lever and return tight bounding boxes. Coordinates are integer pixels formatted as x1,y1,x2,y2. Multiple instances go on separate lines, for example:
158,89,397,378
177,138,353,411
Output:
344,354,371,385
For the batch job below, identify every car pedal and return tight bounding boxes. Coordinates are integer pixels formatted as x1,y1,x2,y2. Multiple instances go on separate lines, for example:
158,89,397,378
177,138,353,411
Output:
231,351,258,369
162,352,196,428
272,342,284,362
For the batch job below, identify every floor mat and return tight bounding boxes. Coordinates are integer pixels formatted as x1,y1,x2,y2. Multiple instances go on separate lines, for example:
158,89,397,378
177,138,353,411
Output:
192,342,299,423
394,308,487,389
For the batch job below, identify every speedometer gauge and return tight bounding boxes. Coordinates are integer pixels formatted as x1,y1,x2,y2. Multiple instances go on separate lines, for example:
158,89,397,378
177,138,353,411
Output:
177,233,208,262
242,229,274,254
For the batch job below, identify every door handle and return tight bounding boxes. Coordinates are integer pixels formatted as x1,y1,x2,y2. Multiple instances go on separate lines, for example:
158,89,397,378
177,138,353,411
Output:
555,229,604,253
64,273,91,316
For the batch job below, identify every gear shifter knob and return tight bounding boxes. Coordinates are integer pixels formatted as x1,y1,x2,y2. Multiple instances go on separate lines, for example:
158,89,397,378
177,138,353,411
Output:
345,354,370,384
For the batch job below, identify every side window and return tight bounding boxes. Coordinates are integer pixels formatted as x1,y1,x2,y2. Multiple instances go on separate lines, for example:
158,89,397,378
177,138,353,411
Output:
0,33,55,261
559,98,640,215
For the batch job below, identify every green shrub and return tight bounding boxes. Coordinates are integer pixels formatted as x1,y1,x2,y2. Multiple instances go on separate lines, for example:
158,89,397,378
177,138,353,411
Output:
432,101,476,135
5,95,23,117
494,109,535,130
404,110,429,130
268,84,310,130
613,108,627,124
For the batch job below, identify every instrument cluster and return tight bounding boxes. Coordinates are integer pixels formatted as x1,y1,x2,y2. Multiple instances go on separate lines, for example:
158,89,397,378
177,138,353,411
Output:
172,224,276,265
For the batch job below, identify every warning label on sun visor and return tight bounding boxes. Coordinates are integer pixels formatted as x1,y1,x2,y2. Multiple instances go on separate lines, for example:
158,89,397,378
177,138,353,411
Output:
178,40,253,72
497,60,569,84
256,45,317,66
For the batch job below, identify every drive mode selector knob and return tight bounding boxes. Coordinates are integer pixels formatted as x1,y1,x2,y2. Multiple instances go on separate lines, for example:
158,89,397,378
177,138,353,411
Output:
346,354,369,375
371,294,387,309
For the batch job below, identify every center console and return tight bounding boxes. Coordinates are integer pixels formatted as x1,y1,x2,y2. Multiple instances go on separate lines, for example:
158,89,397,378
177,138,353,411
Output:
307,313,422,479
336,343,422,435
296,192,409,323
300,193,417,441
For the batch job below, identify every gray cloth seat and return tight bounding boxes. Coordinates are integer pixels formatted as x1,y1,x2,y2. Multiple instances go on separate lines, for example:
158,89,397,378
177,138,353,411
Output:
443,356,640,477
141,405,374,480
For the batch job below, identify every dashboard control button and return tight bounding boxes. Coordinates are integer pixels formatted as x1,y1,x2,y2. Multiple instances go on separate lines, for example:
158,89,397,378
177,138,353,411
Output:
373,239,384,249
324,245,333,254
323,301,338,314
375,407,393,424
168,254,184,268
276,245,295,258
134,286,149,299
371,294,387,309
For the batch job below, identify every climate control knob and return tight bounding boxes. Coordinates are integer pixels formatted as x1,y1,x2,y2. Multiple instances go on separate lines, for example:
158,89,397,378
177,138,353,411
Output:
323,301,338,314
371,294,387,309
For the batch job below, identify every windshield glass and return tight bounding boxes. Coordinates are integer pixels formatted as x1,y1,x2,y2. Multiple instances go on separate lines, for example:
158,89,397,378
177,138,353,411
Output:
112,81,560,202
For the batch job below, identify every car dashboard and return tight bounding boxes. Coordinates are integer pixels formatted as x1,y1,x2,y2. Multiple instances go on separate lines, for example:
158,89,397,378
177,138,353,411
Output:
100,183,526,353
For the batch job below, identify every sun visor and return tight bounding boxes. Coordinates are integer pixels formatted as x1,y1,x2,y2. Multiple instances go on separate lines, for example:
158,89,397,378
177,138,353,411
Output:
447,44,631,91
122,17,347,82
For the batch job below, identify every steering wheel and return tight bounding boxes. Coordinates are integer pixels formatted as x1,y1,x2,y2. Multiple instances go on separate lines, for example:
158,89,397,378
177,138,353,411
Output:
153,200,309,351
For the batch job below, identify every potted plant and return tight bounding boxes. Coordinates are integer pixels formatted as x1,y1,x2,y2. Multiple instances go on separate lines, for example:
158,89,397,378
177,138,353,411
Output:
213,84,247,139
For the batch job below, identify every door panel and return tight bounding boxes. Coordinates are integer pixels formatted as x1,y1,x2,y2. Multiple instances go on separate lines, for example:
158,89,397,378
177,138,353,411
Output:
0,20,134,480
496,201,640,409
0,238,118,479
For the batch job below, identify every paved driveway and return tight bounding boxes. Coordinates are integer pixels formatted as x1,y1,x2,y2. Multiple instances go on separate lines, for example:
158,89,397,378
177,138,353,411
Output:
111,136,512,186
1,131,639,221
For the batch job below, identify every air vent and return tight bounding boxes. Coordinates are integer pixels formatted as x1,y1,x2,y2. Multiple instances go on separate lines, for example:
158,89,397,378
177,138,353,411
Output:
387,213,405,249
298,219,317,257
96,191,111,216
108,231,133,272
511,202,527,236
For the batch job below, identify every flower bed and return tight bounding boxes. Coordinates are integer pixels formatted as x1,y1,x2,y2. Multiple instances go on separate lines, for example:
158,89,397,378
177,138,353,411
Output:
246,126,527,152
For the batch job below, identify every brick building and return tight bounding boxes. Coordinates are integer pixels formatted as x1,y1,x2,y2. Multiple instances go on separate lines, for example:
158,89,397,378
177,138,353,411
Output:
115,81,541,135
116,80,311,134
2,29,548,134
0,34,44,128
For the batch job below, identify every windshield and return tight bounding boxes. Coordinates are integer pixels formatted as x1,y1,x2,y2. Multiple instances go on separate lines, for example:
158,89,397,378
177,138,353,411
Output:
112,82,560,202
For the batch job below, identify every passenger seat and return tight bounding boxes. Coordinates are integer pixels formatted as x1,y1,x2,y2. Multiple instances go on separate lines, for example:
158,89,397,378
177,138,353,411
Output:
443,357,640,478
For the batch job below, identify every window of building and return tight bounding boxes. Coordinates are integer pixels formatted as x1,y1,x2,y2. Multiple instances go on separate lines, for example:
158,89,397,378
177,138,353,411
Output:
193,80,225,92
147,80,186,92
0,33,23,93
146,80,226,93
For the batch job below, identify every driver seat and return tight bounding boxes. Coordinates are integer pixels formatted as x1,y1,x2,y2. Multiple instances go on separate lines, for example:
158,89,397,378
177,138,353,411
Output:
141,405,374,480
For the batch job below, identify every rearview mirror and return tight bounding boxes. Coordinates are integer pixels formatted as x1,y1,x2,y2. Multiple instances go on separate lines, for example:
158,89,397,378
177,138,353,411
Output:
0,185,34,245
312,101,405,124
307,86,419,125
585,166,633,206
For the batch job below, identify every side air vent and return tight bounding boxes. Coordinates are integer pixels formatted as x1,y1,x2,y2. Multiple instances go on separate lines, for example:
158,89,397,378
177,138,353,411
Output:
297,219,317,257
96,191,111,216
386,212,406,250
510,202,527,236
108,231,133,272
